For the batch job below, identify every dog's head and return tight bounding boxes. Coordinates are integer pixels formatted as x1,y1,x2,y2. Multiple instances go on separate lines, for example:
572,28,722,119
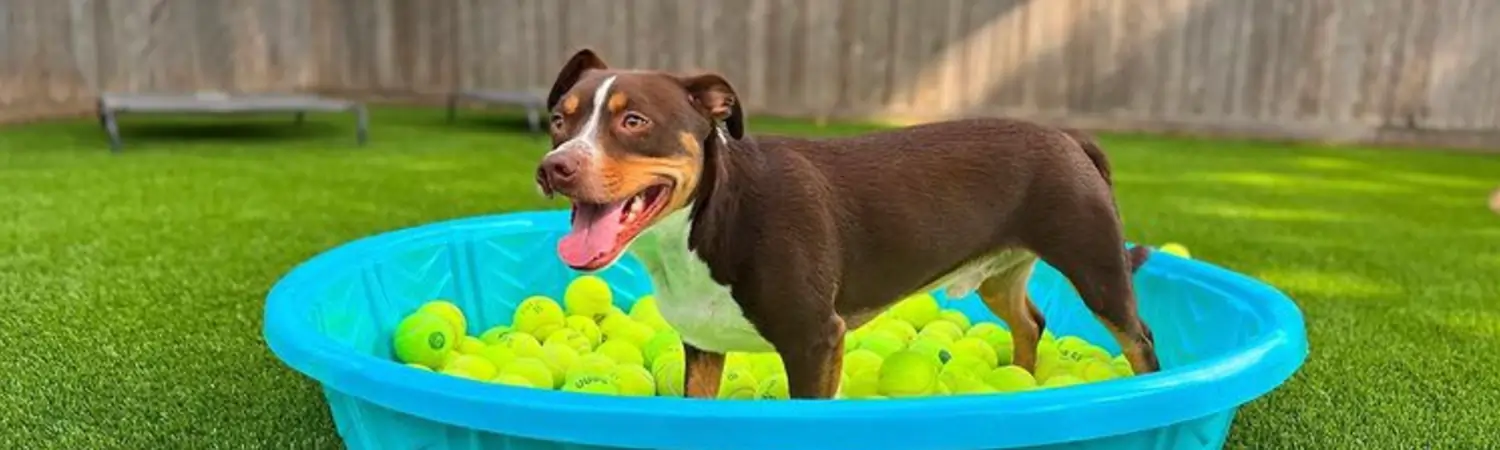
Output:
536,48,745,272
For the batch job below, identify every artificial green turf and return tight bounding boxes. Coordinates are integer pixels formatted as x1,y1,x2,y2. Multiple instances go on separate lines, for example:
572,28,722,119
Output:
1,107,1497,448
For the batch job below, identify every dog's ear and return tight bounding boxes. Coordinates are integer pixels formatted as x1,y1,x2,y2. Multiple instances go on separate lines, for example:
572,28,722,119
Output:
546,48,609,110
678,73,745,140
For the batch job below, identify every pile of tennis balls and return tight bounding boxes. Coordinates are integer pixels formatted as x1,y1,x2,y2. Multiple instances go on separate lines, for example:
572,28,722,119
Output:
390,275,1136,399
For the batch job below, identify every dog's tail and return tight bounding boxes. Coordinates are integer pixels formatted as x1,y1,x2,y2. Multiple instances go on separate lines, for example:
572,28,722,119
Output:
1060,127,1113,186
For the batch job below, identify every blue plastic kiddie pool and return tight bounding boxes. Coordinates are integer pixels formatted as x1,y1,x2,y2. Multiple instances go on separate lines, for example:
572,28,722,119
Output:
263,210,1308,450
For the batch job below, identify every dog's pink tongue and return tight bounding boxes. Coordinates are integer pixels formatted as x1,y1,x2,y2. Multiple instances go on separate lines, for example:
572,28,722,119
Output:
558,201,626,268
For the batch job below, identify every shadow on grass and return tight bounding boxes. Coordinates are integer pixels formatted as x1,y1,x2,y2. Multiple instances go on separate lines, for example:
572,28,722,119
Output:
115,121,348,143
64,115,363,153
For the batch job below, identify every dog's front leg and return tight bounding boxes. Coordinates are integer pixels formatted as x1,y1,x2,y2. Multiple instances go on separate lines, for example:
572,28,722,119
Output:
682,344,725,399
739,276,844,399
778,314,846,399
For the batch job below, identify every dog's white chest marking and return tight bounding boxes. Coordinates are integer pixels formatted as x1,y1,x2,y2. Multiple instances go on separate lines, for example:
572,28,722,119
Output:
630,209,776,353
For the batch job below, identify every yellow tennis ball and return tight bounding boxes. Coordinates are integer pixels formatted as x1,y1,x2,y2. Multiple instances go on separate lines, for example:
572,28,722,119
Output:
717,368,759,400
564,316,603,348
1159,242,1191,258
440,354,498,381
939,367,995,395
919,320,965,344
405,362,433,372
540,340,581,384
574,353,617,375
906,336,953,365
756,373,790,400
651,352,685,397
1078,359,1118,382
842,349,885,378
942,354,991,378
609,364,656,397
417,300,466,337
478,325,514,346
641,330,684,367
629,295,674,332
1055,336,1093,361
497,357,554,390
837,372,880,399
597,307,633,331
1035,357,1078,383
475,344,517,372
1111,355,1135,377
936,309,972,331
1041,374,1087,389
562,373,620,395
1036,339,1062,363
950,337,999,369
724,352,754,372
595,340,645,367
854,330,905,359
491,373,537,388
890,293,941,328
877,350,941,398
544,328,593,354
498,332,545,360
984,365,1038,392
457,336,488,355
513,296,566,340
965,322,1012,352
606,321,657,349
874,320,919,343
843,332,861,353
392,312,456,368
564,275,615,322
749,353,785,381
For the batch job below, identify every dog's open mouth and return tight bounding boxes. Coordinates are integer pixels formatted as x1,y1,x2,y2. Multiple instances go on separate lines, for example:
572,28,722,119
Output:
557,182,673,271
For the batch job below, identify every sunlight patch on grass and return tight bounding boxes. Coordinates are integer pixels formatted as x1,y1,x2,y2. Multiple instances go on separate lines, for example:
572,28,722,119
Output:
1255,269,1402,299
1379,171,1495,190
1176,201,1354,224
1198,171,1411,194
1422,309,1500,340
1294,156,1373,172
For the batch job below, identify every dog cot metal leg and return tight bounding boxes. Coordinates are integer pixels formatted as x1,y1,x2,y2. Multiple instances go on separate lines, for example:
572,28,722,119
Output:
446,94,459,123
102,110,122,153
354,106,369,146
526,106,541,132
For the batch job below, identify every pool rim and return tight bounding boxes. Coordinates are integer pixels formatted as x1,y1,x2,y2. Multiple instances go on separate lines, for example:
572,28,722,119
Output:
263,209,1309,449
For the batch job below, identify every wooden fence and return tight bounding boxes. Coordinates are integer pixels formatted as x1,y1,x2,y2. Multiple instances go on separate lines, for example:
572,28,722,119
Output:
4,0,1500,149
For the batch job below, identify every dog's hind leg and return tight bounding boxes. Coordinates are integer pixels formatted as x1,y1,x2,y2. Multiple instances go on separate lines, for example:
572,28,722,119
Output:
974,253,1048,373
682,344,725,398
1023,202,1161,375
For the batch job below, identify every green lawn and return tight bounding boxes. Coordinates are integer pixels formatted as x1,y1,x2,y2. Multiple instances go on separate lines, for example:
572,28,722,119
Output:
2,107,1497,448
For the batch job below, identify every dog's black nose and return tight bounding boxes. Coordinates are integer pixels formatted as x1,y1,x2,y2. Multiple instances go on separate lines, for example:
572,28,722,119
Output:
539,151,585,190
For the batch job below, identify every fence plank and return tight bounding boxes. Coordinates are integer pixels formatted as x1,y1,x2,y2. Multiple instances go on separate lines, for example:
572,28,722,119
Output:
6,0,1500,149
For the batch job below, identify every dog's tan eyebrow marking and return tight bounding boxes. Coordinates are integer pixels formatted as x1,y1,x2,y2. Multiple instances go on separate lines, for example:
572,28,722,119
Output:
560,95,580,115
607,92,628,113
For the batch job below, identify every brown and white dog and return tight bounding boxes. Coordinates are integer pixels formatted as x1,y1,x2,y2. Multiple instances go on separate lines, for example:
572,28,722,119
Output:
534,48,1161,399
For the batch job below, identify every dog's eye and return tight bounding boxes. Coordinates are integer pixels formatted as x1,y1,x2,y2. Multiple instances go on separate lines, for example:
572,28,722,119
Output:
621,112,650,132
550,113,565,133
